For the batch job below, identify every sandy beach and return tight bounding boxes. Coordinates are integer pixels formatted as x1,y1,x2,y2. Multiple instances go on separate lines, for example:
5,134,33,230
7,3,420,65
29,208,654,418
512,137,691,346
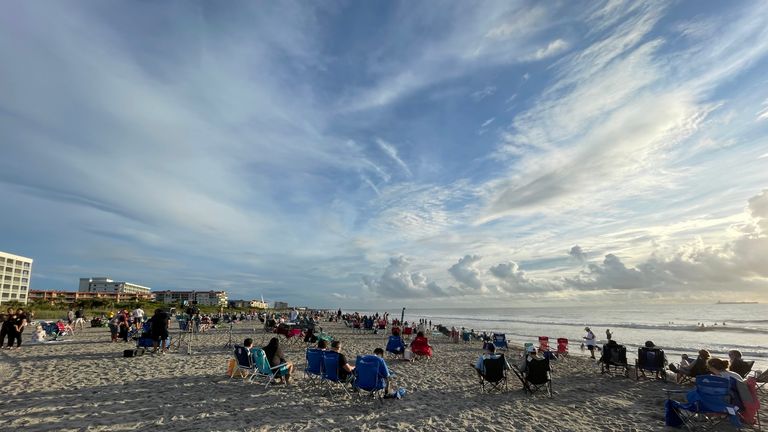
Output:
0,320,764,431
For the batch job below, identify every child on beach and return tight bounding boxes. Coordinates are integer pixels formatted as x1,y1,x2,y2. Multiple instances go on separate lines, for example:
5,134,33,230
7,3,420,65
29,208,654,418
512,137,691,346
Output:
31,325,46,343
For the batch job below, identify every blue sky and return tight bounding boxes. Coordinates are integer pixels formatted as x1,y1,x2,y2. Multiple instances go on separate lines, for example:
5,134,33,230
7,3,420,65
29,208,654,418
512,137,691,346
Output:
1,1,767,308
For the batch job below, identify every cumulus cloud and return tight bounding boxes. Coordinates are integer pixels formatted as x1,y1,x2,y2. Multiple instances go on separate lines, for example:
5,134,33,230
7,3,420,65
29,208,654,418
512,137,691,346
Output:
568,245,587,262
448,255,485,290
362,256,444,298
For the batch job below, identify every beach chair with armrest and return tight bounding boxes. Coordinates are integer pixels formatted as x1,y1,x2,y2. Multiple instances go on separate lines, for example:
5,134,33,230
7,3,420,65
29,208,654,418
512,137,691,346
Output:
250,348,290,389
492,333,509,351
304,348,324,385
321,351,353,397
599,343,629,378
512,356,552,397
675,356,710,385
756,369,768,393
636,347,667,381
402,326,413,341
663,375,743,431
230,345,256,382
354,355,389,404
474,354,508,393
410,336,433,361
385,335,405,358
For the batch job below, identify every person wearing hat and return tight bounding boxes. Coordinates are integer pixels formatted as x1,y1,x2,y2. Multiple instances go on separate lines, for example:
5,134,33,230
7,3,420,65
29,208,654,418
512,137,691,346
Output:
583,327,596,359
517,344,540,373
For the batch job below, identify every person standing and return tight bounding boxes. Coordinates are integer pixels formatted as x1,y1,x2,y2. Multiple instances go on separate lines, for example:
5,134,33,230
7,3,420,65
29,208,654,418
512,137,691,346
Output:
151,309,170,354
0,307,15,348
117,309,130,342
131,306,145,330
583,327,597,359
9,308,27,350
67,308,75,327
74,307,86,331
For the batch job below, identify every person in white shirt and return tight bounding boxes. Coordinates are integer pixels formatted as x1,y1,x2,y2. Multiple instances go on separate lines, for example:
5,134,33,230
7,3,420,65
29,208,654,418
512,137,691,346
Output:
289,308,298,323
708,357,744,382
583,327,597,359
131,307,145,330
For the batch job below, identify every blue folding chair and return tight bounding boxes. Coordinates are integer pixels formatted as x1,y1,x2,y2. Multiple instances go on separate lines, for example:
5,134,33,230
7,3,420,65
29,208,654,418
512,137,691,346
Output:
385,335,405,358
321,351,352,397
492,333,508,351
305,348,324,385
354,355,389,404
230,345,256,381
665,375,742,430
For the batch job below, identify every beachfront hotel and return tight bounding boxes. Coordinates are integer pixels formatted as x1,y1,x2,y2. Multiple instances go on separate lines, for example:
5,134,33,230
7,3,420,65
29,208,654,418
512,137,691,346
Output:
0,250,33,305
153,290,228,307
78,277,152,295
29,289,154,304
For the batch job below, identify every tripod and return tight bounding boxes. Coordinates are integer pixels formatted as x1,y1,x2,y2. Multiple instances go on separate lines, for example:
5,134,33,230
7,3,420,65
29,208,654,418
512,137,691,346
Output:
222,322,234,350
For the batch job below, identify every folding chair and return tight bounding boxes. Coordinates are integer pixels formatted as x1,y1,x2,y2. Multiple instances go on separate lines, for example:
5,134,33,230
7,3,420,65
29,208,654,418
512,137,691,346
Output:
635,347,667,381
354,355,388,404
492,333,509,351
664,375,742,431
513,357,552,397
410,336,433,361
756,370,768,393
304,348,324,385
321,351,352,397
230,345,256,381
556,338,569,358
475,354,508,393
599,343,629,377
250,348,289,389
731,360,755,379
385,335,405,358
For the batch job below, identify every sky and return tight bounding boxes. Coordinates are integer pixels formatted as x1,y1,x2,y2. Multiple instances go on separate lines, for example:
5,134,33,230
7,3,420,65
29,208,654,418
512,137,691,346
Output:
1,0,767,308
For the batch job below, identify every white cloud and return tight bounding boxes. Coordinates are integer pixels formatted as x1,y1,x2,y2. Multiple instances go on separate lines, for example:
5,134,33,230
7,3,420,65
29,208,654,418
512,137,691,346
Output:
524,39,569,61
448,255,485,290
362,256,444,298
471,86,497,101
376,138,412,177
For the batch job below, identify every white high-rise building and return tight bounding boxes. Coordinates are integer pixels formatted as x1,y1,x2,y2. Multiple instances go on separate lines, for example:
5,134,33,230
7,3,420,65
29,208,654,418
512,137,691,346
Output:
78,277,151,295
0,251,33,305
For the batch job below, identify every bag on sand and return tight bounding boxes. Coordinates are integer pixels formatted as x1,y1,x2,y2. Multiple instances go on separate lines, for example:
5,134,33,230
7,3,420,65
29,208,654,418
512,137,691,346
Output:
226,358,237,376
123,348,145,358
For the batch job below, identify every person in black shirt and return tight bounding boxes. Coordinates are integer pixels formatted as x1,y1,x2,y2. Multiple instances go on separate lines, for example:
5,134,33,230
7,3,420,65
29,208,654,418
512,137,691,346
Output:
151,309,170,354
330,340,355,381
0,307,14,349
8,308,27,349
261,337,295,384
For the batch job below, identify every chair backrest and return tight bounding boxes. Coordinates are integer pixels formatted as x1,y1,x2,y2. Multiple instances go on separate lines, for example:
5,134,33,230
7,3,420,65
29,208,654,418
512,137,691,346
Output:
306,348,323,375
411,336,430,354
603,343,627,365
731,360,754,378
251,348,273,374
637,347,665,369
692,375,734,412
355,355,387,391
403,326,413,335
233,345,252,369
690,357,710,377
482,354,506,383
526,357,550,385
322,351,342,382
556,338,568,353
386,336,405,353
493,333,507,347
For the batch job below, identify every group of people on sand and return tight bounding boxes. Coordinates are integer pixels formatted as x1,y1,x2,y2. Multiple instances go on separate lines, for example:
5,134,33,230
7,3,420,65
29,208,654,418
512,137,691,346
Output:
0,307,28,349
668,348,754,382
240,334,405,399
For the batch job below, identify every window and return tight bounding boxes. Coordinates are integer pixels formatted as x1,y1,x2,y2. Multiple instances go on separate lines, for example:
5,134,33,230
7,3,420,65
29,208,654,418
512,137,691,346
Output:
22,270,29,275
10,293,16,298
21,278,28,283
21,286,27,290
15,260,22,265
1,293,8,298
5,267,11,272
23,263,30,268
19,294,25,299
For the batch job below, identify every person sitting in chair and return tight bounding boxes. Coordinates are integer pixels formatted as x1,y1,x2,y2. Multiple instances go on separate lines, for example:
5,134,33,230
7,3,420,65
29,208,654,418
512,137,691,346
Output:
728,350,752,377
330,340,355,382
410,331,433,357
517,345,540,373
472,344,509,375
261,337,295,384
669,349,710,377
708,357,744,382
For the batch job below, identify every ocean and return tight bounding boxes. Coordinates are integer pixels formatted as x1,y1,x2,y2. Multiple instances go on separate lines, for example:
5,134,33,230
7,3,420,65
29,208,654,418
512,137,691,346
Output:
357,303,768,371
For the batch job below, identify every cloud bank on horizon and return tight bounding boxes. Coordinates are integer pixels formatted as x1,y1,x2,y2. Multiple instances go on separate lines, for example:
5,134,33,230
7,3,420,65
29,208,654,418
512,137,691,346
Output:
1,1,767,307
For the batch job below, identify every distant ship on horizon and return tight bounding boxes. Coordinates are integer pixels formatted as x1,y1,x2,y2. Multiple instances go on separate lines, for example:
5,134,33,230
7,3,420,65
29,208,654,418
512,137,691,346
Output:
715,300,759,305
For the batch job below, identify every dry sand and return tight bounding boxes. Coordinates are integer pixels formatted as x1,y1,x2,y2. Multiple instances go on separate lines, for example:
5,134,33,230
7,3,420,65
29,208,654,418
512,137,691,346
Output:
0,320,764,431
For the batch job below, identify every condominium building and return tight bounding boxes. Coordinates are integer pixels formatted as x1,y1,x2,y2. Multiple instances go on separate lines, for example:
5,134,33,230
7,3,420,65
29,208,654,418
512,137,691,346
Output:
154,290,228,307
0,251,33,305
79,277,151,295
29,290,155,304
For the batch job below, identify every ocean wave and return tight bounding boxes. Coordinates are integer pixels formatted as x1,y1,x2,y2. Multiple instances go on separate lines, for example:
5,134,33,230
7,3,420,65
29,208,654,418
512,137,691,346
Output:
420,314,768,335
